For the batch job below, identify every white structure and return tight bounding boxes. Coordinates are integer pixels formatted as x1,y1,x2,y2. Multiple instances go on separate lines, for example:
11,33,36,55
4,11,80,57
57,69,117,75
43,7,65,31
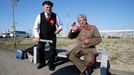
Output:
10,30,29,38
100,29,134,38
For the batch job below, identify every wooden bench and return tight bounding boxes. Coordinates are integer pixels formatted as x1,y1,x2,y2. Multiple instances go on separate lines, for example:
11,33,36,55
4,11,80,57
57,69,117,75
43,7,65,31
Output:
33,39,109,75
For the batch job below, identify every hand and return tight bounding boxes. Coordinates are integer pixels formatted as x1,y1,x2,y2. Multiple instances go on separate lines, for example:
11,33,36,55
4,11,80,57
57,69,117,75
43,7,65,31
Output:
35,37,40,43
55,29,61,35
72,22,77,31
81,39,90,48
82,39,90,45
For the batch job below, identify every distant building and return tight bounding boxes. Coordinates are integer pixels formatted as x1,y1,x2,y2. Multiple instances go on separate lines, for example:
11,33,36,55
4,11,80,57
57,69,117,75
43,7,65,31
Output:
100,29,134,38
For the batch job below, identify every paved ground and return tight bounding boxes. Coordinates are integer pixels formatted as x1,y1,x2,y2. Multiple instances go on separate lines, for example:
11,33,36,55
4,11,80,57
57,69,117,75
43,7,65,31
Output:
0,48,134,75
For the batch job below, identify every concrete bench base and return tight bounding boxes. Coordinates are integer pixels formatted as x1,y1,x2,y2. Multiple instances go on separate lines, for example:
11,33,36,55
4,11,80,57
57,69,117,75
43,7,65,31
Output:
56,49,109,75
33,46,109,75
33,39,109,75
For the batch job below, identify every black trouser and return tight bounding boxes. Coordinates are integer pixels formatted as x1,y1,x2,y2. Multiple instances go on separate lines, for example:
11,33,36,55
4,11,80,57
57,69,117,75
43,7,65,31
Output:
37,35,57,66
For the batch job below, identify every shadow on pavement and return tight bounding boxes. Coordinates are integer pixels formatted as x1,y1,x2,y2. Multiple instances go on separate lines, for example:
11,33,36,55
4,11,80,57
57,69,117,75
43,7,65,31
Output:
54,57,69,67
51,65,79,75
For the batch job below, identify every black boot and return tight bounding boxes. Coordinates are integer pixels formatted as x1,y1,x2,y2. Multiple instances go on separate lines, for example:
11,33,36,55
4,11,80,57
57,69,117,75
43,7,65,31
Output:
48,64,55,71
37,63,46,69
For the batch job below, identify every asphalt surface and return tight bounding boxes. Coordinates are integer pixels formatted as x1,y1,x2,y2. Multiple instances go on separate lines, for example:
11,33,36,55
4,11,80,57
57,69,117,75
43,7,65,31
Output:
0,48,134,75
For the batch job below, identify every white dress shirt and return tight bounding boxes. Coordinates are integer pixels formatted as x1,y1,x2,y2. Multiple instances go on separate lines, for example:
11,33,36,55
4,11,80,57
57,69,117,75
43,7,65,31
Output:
33,12,63,38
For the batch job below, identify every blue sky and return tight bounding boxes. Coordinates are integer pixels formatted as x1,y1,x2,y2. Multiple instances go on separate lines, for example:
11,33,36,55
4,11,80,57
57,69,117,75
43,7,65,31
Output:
0,0,134,34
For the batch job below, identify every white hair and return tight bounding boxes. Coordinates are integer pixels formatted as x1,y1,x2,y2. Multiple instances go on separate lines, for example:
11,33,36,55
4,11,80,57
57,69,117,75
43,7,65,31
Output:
77,14,87,20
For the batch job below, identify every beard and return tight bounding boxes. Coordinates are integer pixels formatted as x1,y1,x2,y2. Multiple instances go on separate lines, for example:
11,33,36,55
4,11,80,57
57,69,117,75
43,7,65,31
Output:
46,10,51,14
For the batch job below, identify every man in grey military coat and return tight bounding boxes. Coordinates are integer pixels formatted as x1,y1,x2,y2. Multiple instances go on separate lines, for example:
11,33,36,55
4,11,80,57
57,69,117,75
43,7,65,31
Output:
68,14,102,75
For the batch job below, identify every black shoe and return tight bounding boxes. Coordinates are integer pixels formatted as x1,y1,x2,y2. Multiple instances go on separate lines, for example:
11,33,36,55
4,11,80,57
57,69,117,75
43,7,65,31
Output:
48,65,55,71
37,63,46,69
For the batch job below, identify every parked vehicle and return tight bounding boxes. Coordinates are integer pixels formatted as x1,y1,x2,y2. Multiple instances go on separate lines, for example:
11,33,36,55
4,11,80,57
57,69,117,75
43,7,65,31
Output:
2,33,11,38
0,34,2,38
10,31,29,38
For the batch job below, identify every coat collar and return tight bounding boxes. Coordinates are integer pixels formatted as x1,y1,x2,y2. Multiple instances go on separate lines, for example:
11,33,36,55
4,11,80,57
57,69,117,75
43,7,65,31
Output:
78,24,91,31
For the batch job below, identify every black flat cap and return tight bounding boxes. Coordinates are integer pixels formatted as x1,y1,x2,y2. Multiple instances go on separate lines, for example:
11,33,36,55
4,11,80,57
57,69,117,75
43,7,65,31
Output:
42,1,53,7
